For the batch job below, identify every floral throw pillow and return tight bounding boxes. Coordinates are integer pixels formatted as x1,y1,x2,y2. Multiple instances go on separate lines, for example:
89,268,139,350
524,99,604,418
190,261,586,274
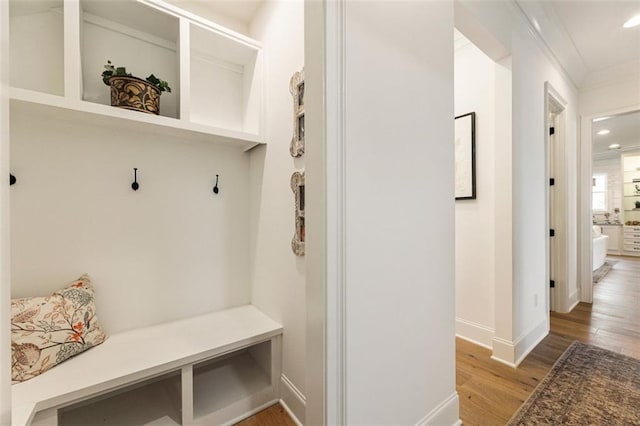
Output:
11,274,108,383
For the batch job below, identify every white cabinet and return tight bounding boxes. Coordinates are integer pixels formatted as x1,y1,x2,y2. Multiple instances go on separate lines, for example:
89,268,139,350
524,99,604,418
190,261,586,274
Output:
623,226,640,256
600,225,622,254
8,0,264,150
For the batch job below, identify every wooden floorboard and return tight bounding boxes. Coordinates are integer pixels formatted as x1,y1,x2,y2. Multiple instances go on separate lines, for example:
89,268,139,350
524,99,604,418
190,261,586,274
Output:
241,256,639,425
458,255,640,425
235,403,296,426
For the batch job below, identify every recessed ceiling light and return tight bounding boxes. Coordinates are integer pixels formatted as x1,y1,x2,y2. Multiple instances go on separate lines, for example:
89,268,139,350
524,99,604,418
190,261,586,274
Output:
593,116,611,122
608,143,621,149
623,15,640,28
597,129,610,136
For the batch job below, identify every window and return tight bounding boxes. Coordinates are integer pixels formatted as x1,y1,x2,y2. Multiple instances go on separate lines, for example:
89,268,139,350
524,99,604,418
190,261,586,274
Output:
592,174,608,212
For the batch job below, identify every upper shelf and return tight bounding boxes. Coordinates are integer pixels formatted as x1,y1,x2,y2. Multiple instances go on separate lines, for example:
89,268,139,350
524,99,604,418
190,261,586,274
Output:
8,0,264,151
11,88,262,151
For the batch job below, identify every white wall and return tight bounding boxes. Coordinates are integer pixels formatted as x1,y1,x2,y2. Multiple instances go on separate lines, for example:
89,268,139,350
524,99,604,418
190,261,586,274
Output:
248,1,306,423
10,114,251,334
509,30,578,361
456,1,579,365
10,7,64,96
454,36,496,348
308,2,460,424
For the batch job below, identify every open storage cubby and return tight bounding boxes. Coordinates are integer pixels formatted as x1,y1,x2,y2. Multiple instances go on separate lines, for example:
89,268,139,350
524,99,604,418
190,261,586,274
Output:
80,0,180,119
189,23,261,134
58,371,182,426
8,0,264,150
192,340,273,424
9,0,65,96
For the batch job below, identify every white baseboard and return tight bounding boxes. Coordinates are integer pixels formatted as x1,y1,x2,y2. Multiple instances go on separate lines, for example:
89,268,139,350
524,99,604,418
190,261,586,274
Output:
491,319,549,367
514,319,548,365
280,398,304,426
415,392,461,426
491,337,517,367
280,374,305,425
455,317,494,349
567,291,579,312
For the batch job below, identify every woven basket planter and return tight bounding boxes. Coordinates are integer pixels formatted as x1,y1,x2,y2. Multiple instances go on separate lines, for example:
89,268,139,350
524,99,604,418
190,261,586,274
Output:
107,76,161,115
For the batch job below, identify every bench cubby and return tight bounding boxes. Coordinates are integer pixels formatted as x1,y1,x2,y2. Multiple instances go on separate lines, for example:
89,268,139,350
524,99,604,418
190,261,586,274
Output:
14,305,282,426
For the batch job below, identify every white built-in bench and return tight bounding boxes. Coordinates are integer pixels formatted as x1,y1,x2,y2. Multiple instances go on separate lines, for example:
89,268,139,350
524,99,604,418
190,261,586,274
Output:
13,305,283,426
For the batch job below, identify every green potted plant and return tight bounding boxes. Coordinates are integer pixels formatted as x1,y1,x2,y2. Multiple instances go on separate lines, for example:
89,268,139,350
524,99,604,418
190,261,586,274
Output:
101,60,171,115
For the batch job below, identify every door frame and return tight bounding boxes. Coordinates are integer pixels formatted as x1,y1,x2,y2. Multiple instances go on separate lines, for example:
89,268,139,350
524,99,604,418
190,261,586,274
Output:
544,82,569,313
1,0,12,422
578,103,640,303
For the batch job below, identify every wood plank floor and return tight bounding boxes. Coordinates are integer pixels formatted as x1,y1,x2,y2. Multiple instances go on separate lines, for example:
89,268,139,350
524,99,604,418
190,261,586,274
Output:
242,255,640,425
236,403,296,426
458,255,640,425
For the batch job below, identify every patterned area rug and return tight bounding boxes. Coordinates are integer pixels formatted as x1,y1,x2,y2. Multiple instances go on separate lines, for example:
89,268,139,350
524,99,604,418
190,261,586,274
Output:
509,341,640,425
593,260,617,284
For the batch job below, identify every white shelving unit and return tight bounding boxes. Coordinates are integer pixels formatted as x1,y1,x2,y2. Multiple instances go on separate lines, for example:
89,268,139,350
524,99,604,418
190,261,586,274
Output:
622,153,640,256
8,0,264,150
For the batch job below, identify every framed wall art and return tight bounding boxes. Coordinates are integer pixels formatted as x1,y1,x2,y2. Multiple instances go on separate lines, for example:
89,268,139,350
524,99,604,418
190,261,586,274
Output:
289,69,305,157
291,171,305,256
454,112,476,200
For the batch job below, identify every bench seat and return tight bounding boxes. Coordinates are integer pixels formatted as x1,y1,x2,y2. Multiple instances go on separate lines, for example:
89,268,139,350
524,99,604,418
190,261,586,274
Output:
13,305,283,426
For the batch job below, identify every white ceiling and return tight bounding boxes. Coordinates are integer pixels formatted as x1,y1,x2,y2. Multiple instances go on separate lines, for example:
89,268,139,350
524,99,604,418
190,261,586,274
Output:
517,1,640,87
551,2,640,73
592,110,640,158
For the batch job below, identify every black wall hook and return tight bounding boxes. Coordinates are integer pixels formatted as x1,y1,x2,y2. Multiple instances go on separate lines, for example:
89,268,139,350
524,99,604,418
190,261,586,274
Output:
9,174,16,186
131,168,139,191
213,174,219,194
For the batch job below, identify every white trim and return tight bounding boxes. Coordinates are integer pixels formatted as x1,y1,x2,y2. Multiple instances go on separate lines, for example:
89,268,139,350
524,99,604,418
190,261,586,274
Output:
490,354,517,368
491,319,549,366
281,374,306,406
491,337,517,367
280,398,304,426
178,18,191,123
140,0,262,51
63,0,82,100
567,295,580,313
511,1,580,90
455,318,494,349
279,374,306,424
415,393,461,426
545,81,570,314
324,0,347,424
513,319,548,365
0,0,11,422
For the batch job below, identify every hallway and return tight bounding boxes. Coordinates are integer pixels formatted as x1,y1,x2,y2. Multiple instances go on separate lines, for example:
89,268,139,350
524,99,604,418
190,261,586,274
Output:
457,256,640,424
